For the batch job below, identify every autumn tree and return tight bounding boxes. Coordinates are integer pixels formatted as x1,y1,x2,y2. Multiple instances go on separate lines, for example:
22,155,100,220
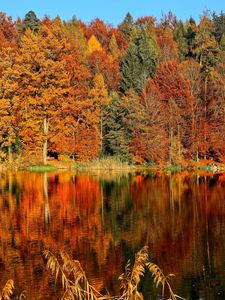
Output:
140,79,169,163
0,12,19,49
154,61,193,164
89,74,110,155
87,34,103,55
63,16,88,57
87,49,120,91
109,34,119,59
85,18,109,49
0,48,18,162
207,70,225,161
1,21,87,164
179,60,202,160
156,28,179,63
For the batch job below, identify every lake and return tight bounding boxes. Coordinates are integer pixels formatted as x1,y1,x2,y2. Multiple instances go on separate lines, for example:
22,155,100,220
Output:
0,170,225,299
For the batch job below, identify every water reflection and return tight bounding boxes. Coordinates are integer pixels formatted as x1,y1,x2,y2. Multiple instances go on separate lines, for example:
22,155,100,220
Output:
0,170,224,299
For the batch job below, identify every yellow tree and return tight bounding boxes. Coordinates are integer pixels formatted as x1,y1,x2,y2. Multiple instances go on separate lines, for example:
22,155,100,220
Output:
1,23,73,164
0,47,19,162
89,74,110,155
87,34,103,55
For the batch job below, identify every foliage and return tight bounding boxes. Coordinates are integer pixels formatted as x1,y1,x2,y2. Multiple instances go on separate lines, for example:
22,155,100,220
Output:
18,10,40,33
0,10,224,165
120,28,159,93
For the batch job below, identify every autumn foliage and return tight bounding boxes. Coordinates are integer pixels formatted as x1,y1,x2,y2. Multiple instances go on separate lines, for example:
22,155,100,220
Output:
0,10,224,165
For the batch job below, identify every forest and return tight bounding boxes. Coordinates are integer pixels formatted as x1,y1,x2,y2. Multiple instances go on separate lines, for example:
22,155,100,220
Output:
0,10,224,166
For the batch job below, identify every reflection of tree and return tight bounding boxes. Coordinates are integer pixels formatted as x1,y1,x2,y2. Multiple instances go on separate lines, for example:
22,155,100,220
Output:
0,171,225,299
43,172,50,226
0,171,112,298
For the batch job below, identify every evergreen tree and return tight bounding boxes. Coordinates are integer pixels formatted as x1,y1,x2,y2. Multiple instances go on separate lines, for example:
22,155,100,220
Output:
118,12,134,40
174,21,188,59
120,28,158,93
18,11,40,33
212,11,225,45
103,93,130,160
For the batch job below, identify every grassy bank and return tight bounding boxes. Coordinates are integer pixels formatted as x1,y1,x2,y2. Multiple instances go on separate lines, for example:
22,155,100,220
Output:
74,157,135,171
27,164,58,172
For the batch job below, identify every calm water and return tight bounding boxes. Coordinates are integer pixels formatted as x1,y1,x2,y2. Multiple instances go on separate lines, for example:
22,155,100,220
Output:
0,170,225,299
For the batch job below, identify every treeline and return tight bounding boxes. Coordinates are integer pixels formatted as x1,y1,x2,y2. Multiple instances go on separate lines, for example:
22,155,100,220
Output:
0,10,224,165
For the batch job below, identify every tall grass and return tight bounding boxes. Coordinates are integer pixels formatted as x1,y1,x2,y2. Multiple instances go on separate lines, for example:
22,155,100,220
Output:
75,157,134,171
44,246,186,300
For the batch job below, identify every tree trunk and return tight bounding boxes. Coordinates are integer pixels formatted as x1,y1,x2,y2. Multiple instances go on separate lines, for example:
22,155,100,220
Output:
8,145,12,164
169,128,173,165
204,76,208,160
178,124,181,164
100,108,103,156
43,117,49,165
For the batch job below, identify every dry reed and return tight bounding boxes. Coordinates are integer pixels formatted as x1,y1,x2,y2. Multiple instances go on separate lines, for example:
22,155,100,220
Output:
1,247,186,300
44,250,109,300
0,280,14,300
44,246,186,300
147,262,186,300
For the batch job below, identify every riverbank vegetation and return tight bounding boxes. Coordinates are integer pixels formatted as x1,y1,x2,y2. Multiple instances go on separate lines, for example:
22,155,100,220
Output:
0,10,224,167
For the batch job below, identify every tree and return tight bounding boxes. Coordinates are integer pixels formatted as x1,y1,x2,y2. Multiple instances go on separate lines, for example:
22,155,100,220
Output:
156,28,178,63
179,60,202,159
104,90,149,162
160,11,177,30
212,11,225,44
103,93,129,159
1,22,83,164
18,10,40,33
87,49,120,91
89,74,110,155
154,61,193,164
63,16,88,57
120,28,159,93
173,21,189,60
0,48,18,162
118,13,134,40
87,34,103,55
109,34,119,59
0,12,19,49
85,18,109,48
140,79,169,163
207,70,225,161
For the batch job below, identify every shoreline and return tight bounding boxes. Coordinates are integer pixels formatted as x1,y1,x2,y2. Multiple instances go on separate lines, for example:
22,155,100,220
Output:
0,157,224,173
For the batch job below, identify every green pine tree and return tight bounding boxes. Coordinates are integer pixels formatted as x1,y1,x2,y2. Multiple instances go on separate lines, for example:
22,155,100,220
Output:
18,11,40,33
120,28,159,93
119,12,134,40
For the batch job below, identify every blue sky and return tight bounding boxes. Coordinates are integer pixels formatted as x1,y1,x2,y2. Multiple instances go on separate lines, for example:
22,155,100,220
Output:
1,0,224,25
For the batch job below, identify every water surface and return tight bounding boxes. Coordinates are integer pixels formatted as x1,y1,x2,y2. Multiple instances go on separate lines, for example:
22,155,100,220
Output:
0,170,225,299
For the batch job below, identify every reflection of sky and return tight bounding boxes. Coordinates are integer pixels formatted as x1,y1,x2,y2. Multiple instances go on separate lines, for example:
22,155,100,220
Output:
1,0,224,25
